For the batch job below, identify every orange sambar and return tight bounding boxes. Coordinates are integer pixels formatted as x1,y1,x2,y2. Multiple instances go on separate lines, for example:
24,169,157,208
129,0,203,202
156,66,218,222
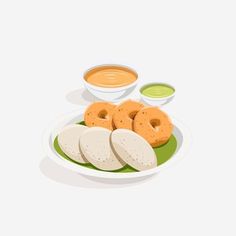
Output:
84,65,137,88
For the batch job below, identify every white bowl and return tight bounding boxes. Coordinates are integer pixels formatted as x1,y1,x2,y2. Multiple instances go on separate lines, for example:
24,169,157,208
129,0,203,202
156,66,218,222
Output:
83,64,138,102
43,108,190,181
140,83,175,106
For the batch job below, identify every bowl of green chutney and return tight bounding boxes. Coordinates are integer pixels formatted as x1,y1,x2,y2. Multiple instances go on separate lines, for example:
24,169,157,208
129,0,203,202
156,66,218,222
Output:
140,82,175,106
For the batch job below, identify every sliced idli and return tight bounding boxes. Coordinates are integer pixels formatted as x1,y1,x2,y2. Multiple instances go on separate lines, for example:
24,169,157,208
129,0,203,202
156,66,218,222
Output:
79,127,125,171
58,124,89,164
111,129,157,171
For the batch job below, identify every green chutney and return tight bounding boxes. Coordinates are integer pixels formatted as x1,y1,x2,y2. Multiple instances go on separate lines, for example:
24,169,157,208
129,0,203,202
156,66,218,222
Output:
141,84,175,98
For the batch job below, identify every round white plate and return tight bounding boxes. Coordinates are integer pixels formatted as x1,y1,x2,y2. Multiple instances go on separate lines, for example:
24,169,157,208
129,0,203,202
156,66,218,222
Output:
43,108,190,180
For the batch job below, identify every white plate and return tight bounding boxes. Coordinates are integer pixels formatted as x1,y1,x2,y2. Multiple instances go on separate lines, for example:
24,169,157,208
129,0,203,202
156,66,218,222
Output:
43,108,190,180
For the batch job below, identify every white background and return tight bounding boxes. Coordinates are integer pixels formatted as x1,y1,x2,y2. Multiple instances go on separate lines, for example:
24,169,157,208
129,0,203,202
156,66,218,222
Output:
0,0,236,235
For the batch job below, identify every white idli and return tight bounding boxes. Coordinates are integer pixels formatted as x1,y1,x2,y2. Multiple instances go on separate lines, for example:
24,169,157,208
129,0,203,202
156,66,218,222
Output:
111,129,157,171
79,127,125,171
58,124,89,164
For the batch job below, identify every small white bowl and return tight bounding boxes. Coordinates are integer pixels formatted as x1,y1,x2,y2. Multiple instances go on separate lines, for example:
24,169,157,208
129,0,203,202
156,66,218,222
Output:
83,64,138,102
140,83,175,106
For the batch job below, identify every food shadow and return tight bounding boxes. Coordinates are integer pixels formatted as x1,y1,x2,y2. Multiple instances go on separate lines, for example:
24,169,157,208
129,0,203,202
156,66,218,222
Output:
39,157,157,189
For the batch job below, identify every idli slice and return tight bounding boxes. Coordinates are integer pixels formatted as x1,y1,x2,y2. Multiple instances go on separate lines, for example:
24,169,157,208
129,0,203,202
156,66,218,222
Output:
111,129,157,171
58,124,89,164
79,127,125,171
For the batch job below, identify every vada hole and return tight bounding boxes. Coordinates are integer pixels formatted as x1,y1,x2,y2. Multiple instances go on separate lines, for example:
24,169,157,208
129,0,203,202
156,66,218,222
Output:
98,110,108,119
129,111,138,120
150,119,160,131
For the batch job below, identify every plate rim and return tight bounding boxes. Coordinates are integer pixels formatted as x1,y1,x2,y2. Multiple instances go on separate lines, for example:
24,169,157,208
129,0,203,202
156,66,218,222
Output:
42,108,191,179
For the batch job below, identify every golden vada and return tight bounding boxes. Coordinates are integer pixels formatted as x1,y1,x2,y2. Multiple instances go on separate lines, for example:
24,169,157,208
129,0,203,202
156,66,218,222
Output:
133,107,173,147
113,100,144,130
84,102,116,130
